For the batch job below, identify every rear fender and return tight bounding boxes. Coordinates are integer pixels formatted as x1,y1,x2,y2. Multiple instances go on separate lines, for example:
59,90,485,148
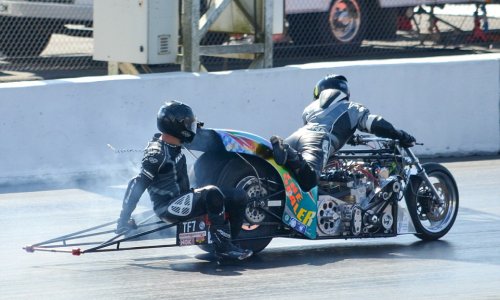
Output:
187,128,318,239
186,128,273,158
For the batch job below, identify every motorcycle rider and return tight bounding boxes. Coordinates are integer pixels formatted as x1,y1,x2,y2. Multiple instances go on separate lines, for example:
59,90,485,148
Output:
116,100,253,261
271,74,416,191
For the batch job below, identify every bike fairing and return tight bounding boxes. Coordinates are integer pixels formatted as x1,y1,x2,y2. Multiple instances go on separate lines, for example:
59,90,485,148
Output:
209,129,319,239
215,129,271,154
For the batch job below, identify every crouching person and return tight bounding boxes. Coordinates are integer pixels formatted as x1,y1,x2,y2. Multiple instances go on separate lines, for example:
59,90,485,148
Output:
116,101,252,260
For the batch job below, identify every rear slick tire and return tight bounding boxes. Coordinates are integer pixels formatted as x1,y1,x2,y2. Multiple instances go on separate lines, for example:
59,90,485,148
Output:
216,156,283,254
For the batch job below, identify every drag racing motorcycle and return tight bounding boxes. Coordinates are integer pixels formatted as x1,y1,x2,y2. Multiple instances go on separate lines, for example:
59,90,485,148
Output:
24,128,459,259
184,128,459,253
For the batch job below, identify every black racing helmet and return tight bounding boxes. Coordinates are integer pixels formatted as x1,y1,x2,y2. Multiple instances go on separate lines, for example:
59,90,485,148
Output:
313,74,350,100
157,101,197,143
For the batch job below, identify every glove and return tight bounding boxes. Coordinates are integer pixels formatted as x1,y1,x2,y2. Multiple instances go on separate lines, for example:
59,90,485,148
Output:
398,130,416,148
346,134,361,146
115,218,137,234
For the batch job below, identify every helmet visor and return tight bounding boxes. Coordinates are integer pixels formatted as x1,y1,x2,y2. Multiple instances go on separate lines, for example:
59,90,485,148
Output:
189,117,198,134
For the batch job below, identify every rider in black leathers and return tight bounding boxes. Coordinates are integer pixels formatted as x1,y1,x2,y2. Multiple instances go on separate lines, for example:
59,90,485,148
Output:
116,101,252,260
271,74,416,191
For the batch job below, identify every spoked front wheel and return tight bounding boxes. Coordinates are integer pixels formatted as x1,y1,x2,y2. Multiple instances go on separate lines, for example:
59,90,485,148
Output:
407,163,459,241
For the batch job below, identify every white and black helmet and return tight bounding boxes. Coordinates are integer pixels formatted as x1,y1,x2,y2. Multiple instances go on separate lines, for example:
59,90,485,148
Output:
157,101,197,143
313,74,350,101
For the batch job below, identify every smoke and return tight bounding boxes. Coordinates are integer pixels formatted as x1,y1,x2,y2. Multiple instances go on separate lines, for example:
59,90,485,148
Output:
1,143,201,244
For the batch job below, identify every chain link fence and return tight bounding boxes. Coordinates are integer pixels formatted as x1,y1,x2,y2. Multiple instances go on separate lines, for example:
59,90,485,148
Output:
1,0,499,80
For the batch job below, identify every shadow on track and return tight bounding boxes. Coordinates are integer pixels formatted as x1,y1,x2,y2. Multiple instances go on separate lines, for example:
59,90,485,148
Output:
124,239,457,276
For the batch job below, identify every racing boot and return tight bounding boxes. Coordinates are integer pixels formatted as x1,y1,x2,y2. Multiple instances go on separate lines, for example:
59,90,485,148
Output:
270,135,318,191
270,135,289,165
210,222,253,261
270,135,305,172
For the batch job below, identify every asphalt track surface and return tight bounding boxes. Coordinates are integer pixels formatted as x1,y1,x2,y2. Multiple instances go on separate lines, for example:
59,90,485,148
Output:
1,157,500,300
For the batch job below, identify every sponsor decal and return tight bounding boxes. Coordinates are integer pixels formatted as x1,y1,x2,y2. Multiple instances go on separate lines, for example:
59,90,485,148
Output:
179,231,206,239
198,220,206,230
289,217,307,234
179,231,207,246
283,173,315,227
182,220,197,233
179,237,195,246
267,200,282,207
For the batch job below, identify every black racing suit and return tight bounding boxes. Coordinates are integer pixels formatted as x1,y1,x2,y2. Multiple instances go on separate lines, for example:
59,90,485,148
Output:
282,96,414,191
117,133,246,238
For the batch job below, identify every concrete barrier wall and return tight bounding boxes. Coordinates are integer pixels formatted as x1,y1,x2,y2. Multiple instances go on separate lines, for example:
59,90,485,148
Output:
1,53,499,184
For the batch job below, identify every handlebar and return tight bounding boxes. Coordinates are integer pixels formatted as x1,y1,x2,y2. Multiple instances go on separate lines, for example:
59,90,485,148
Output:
348,134,393,145
347,134,422,148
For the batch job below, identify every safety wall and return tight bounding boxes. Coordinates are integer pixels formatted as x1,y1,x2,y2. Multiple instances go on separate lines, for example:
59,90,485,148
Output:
1,53,499,184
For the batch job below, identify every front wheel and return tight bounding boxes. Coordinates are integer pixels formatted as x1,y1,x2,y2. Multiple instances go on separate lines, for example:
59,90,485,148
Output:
406,163,459,241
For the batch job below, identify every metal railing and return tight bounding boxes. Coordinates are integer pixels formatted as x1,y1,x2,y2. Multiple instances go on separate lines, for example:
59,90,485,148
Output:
1,1,499,81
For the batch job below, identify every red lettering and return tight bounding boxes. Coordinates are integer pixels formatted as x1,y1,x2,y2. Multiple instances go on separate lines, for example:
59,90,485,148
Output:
283,173,291,184
289,194,296,207
296,192,303,203
283,173,307,216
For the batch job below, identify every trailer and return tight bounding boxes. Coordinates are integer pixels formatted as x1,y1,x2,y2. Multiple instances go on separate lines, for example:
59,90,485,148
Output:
0,0,496,57
284,0,496,52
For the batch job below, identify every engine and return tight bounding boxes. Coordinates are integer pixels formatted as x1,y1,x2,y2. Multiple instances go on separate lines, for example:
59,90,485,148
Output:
316,195,362,236
316,161,399,237
318,167,374,205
